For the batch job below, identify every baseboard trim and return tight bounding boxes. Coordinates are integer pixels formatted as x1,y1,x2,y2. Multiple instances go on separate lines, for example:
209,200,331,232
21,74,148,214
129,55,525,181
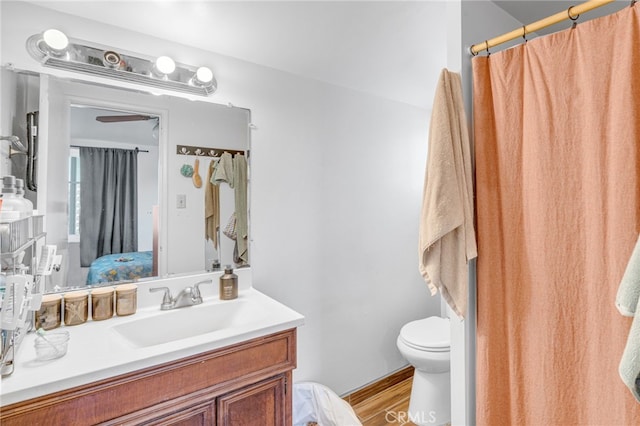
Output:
342,365,414,406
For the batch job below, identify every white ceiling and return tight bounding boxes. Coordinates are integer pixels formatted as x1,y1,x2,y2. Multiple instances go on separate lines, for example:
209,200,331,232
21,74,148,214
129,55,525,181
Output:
29,1,448,109
71,106,159,146
493,0,629,36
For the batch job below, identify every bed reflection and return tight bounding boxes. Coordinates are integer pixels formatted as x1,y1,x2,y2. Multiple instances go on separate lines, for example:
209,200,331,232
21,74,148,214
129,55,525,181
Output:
86,251,153,285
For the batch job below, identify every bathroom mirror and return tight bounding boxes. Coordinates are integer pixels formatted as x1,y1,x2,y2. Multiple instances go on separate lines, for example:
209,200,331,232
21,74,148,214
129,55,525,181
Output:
3,68,250,291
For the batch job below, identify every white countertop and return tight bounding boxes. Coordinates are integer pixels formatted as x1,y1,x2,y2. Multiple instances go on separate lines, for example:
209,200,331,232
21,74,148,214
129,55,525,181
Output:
0,285,304,406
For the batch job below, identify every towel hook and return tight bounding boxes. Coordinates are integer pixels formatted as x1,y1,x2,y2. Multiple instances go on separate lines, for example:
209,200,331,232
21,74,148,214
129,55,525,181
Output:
568,6,579,29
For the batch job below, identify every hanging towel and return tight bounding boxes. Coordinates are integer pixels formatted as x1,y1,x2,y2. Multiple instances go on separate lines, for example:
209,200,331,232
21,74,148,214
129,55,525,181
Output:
205,159,220,248
617,234,640,401
223,212,237,240
617,234,640,317
211,152,234,187
233,153,249,263
418,68,477,319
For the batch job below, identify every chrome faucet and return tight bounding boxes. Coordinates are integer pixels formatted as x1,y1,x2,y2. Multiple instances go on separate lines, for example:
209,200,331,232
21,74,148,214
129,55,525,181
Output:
149,280,211,310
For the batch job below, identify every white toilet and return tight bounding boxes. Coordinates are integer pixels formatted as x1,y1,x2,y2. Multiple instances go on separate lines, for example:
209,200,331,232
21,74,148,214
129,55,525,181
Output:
396,316,450,426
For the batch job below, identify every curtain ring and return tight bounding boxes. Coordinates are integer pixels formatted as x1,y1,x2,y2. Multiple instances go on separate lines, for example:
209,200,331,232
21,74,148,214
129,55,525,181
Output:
485,40,491,56
568,6,579,29
631,0,637,7
567,6,579,21
522,25,527,43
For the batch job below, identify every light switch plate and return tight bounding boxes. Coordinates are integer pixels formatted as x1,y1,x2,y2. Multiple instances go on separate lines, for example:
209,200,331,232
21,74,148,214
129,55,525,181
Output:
177,194,186,209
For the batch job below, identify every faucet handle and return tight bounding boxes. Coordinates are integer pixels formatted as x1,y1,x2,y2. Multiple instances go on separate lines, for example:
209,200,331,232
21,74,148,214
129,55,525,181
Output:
150,287,173,310
192,280,211,302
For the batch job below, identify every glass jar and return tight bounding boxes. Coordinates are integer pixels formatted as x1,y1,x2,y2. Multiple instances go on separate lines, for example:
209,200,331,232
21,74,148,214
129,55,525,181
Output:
64,290,89,326
35,294,62,330
91,286,114,321
116,284,137,316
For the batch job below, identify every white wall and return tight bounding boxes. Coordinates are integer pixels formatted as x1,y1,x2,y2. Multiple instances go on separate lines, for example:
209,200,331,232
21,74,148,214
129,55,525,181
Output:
1,1,442,394
446,3,467,424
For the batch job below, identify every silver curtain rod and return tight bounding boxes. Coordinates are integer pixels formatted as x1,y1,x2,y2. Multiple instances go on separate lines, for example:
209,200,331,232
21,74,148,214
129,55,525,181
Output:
70,145,149,153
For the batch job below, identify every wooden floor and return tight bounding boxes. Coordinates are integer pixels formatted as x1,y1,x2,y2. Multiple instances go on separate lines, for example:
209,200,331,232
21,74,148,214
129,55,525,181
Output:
349,376,417,426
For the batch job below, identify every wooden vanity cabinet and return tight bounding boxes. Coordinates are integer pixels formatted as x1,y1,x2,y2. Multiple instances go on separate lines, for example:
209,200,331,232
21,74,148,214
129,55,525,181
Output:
0,329,296,426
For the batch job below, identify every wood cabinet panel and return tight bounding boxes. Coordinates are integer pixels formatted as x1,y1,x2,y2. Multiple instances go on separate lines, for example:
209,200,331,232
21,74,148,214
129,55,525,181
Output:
100,391,217,426
143,402,214,426
1,329,296,426
217,375,285,426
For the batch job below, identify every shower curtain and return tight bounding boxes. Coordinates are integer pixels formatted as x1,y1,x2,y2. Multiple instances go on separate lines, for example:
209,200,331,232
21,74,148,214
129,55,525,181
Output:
474,6,640,425
80,147,138,267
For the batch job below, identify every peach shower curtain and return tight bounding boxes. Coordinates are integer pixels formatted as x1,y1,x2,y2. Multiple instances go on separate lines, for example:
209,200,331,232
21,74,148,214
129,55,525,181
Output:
474,6,640,425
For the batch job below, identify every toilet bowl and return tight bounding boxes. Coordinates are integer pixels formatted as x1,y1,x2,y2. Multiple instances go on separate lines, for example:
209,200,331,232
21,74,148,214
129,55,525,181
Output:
396,316,450,426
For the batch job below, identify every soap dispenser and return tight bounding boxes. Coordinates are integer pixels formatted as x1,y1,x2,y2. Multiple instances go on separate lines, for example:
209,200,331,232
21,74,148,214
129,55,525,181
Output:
219,266,238,300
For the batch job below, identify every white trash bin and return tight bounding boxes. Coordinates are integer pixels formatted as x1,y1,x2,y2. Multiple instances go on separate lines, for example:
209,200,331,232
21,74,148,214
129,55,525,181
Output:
293,382,362,426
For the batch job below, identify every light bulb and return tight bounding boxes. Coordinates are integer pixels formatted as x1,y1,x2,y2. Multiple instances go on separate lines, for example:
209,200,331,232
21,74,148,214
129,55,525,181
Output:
154,56,175,75
42,29,69,52
195,67,213,84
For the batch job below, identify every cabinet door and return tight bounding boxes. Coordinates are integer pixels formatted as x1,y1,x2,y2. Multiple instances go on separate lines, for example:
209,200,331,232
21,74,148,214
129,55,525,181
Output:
217,375,286,426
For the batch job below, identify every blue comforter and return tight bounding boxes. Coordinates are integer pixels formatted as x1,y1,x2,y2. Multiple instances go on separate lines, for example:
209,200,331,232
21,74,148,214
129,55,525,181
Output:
87,251,153,285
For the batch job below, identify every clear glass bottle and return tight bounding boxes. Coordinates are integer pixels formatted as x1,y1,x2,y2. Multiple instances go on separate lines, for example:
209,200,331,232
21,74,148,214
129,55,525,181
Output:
0,176,32,254
0,176,28,220
14,178,33,215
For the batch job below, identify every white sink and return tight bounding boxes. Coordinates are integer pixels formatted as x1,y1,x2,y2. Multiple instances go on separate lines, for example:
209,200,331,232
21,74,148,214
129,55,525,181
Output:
3,287,304,407
112,298,265,348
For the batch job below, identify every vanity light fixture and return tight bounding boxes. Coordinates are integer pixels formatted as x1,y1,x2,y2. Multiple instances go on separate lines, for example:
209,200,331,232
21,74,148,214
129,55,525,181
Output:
153,55,176,77
192,66,214,86
26,30,217,96
42,29,69,56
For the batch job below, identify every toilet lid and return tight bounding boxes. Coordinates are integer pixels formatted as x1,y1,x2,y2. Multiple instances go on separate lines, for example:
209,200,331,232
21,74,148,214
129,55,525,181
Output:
400,317,450,351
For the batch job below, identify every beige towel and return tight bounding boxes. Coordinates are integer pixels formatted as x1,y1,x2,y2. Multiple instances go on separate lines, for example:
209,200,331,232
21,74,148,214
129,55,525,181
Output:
419,68,477,318
205,159,219,248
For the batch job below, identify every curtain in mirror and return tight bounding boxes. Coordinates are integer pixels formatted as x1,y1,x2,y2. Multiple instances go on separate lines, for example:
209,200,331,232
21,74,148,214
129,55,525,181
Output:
79,147,138,267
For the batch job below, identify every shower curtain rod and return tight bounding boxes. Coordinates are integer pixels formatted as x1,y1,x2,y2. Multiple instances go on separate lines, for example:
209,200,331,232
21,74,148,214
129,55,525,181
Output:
70,145,149,153
469,0,616,55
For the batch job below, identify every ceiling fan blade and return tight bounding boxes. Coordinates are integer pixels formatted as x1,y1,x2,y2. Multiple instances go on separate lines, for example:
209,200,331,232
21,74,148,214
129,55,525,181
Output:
95,114,153,123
